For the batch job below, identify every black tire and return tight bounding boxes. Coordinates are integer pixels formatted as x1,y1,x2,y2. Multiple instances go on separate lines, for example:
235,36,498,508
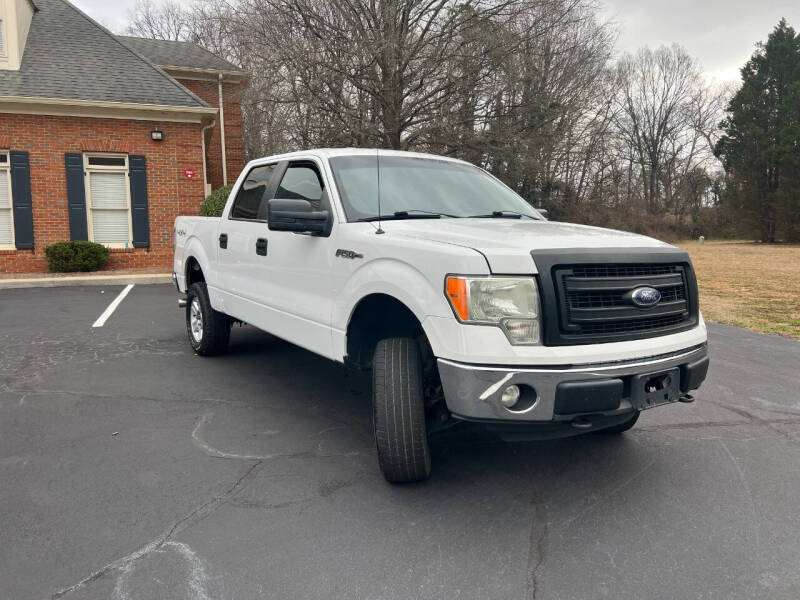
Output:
372,337,432,483
597,411,640,434
186,282,230,356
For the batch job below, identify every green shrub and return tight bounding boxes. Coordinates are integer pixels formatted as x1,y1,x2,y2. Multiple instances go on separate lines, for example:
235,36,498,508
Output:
44,241,111,273
199,185,233,217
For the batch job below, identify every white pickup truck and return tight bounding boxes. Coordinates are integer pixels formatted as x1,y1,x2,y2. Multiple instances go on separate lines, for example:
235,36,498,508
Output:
173,148,709,483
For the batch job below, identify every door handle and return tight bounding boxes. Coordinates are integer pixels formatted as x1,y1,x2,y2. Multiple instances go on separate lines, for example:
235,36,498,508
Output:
255,238,268,256
219,233,228,249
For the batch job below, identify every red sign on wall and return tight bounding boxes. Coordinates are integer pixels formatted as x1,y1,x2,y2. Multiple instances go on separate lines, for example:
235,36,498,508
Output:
184,169,196,179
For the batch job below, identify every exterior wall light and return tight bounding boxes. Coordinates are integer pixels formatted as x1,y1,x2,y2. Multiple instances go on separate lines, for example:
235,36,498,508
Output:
151,130,164,142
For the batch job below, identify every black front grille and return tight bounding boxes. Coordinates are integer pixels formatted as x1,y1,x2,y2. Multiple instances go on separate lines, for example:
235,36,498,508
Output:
577,313,686,335
566,282,685,309
550,260,698,344
571,264,679,278
567,290,626,308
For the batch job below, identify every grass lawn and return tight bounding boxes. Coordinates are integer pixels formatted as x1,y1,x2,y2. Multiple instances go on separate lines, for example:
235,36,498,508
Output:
680,240,800,339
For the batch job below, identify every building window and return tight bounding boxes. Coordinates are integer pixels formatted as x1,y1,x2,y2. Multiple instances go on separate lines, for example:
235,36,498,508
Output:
84,154,131,246
0,20,6,57
0,151,13,247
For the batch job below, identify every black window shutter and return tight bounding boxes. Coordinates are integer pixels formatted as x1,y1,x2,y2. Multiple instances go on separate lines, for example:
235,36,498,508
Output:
10,151,34,249
129,155,150,248
65,153,88,241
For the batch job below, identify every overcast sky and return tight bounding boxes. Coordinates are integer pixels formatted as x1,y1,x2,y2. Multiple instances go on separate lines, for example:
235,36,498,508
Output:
600,0,800,82
73,0,800,83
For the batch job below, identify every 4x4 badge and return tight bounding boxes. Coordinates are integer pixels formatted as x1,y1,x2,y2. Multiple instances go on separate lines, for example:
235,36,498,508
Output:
335,249,363,260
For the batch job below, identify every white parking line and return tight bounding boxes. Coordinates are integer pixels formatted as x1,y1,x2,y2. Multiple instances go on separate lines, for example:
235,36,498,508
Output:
92,284,135,328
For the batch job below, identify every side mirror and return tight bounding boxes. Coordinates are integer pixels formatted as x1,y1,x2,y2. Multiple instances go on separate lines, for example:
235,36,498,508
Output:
268,199,332,236
535,208,549,220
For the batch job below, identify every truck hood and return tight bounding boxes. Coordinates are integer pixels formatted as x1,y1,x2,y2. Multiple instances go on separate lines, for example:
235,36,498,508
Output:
379,218,673,273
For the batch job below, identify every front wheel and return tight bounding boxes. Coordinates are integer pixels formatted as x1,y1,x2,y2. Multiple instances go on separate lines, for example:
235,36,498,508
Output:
186,282,231,356
372,337,432,483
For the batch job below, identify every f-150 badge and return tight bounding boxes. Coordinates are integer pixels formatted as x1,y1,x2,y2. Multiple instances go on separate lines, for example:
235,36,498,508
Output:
336,249,363,260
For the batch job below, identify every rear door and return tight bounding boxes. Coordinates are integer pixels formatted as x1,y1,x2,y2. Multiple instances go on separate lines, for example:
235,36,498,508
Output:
215,162,277,322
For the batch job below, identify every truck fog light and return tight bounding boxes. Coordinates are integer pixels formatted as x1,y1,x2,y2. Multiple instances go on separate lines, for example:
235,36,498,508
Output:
501,385,521,408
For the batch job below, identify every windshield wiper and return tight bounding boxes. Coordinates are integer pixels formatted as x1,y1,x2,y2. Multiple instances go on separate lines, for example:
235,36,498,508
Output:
358,209,458,222
466,211,538,220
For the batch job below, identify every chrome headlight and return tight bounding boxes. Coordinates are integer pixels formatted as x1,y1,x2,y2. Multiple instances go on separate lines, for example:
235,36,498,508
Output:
445,276,541,345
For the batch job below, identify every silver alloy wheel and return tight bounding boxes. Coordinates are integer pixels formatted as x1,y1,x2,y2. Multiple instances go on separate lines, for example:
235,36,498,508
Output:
190,297,204,342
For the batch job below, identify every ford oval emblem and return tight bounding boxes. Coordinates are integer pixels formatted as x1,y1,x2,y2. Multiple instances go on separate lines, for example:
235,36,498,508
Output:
631,286,661,307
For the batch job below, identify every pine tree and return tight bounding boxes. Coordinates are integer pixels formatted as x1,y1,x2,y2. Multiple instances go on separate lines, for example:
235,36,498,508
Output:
716,19,800,242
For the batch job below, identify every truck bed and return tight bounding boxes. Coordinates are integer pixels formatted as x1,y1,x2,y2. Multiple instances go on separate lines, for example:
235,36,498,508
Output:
173,215,221,293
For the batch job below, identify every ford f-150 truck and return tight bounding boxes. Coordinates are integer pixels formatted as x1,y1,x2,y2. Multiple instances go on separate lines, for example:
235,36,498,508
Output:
173,148,709,483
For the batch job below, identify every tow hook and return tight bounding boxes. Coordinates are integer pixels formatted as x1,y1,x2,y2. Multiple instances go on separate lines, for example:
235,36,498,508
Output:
177,297,187,308
571,417,593,429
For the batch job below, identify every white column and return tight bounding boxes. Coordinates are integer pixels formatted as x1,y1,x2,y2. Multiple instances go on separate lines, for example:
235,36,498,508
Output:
201,120,216,197
218,74,228,187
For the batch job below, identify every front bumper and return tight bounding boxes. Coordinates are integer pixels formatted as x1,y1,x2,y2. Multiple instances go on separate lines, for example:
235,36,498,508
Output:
437,344,708,423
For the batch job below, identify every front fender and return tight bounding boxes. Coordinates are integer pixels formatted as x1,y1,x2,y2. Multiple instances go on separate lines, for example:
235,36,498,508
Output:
333,258,457,359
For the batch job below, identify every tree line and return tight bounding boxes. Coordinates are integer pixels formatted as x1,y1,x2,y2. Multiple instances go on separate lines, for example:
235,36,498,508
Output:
127,1,800,242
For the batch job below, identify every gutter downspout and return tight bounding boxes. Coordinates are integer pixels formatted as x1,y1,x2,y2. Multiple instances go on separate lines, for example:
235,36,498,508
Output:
218,74,228,186
201,119,216,196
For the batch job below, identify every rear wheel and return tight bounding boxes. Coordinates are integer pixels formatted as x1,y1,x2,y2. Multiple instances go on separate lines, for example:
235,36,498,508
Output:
186,282,230,356
597,411,639,434
372,337,432,483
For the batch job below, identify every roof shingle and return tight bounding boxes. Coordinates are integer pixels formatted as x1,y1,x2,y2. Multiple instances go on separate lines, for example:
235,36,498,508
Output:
117,36,246,74
0,0,206,107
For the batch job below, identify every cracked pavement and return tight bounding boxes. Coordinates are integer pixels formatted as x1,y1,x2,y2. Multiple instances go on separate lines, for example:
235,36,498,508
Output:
2,284,800,599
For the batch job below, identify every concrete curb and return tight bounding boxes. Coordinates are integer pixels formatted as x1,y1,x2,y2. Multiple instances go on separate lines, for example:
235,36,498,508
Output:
0,273,173,289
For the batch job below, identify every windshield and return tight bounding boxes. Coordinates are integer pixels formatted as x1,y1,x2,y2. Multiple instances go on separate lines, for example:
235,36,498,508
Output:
329,155,542,221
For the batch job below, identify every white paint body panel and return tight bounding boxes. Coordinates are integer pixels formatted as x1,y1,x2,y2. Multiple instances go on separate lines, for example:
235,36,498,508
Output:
377,218,671,274
174,148,707,367
423,313,707,366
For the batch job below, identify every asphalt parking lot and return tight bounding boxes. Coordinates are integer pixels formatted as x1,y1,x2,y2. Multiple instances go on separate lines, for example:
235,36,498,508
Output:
2,284,800,600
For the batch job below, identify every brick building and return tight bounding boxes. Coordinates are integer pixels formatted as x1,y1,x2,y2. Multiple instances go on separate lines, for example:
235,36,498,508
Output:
0,0,247,273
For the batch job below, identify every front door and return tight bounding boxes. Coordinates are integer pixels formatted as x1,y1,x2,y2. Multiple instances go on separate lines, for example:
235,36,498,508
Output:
254,159,338,359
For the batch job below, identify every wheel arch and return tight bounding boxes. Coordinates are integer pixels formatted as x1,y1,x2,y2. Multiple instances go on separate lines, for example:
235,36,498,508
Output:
182,235,214,290
185,255,205,287
345,293,435,369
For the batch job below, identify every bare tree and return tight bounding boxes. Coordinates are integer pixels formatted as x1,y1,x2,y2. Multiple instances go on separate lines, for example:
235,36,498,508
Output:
123,0,729,237
612,45,717,214
236,0,563,149
125,0,191,41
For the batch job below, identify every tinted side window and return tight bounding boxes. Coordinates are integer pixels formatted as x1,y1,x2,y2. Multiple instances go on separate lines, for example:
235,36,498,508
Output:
230,164,275,220
275,164,324,209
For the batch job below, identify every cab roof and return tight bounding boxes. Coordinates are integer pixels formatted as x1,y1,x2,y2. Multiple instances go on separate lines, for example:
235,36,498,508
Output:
248,148,472,167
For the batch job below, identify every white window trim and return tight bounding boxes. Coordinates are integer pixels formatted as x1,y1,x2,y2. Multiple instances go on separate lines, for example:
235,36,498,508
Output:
0,19,7,59
0,150,14,249
84,153,133,249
